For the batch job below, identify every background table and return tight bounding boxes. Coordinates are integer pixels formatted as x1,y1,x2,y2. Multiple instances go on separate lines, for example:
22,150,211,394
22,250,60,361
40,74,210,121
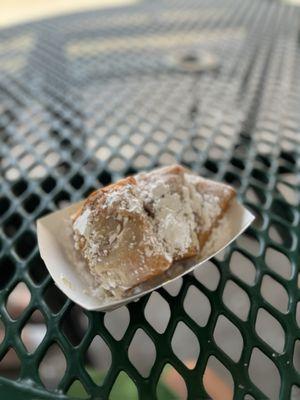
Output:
0,0,299,398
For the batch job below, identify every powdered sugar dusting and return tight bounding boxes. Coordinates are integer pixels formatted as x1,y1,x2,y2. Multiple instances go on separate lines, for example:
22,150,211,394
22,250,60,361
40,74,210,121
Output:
73,208,90,235
139,177,198,257
185,173,221,232
104,183,143,213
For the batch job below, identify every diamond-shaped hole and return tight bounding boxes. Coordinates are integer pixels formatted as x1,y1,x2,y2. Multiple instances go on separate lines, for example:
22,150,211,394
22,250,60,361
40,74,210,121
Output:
86,131,97,146
230,251,256,286
268,222,292,247
85,335,112,385
251,168,268,184
67,380,89,399
133,154,151,169
0,319,5,345
144,142,159,157
276,182,298,206
293,340,300,374
280,150,296,165
58,135,72,149
95,144,111,160
265,247,292,280
70,173,84,190
0,347,21,379
19,154,34,170
249,348,280,399
84,160,98,173
244,395,255,400
204,159,219,174
271,199,294,223
291,385,300,400
163,277,182,296
3,213,22,238
15,230,36,259
41,176,56,193
61,305,89,346
261,275,288,313
23,193,40,213
222,280,250,321
144,292,170,334
21,310,47,353
246,186,265,205
104,306,130,340
203,356,234,400
236,233,260,256
224,171,241,189
5,167,21,181
213,315,243,362
28,254,48,284
98,169,112,186
6,282,31,319
108,156,126,172
268,223,284,244
193,260,220,290
120,144,135,159
11,179,28,197
171,321,200,369
0,256,16,289
54,190,71,209
43,282,67,314
0,196,11,217
159,152,178,166
128,329,156,377
107,135,121,148
110,371,138,400
255,308,285,353
296,302,300,328
157,364,187,400
39,343,67,390
28,165,47,179
45,151,60,168
183,285,211,327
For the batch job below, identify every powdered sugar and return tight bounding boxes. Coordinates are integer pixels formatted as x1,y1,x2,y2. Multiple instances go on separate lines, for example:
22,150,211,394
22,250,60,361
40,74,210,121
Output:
137,171,222,258
141,178,197,257
104,183,143,213
73,208,91,235
185,173,221,232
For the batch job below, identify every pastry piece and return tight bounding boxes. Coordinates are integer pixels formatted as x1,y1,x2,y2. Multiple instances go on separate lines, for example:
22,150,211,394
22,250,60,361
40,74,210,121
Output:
136,165,200,260
72,165,235,297
72,176,171,297
184,171,235,247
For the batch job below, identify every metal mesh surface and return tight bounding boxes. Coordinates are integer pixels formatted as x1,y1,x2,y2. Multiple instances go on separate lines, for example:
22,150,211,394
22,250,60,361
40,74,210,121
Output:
0,0,300,398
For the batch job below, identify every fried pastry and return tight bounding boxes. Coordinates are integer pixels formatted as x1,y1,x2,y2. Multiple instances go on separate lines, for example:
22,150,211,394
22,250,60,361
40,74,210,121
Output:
72,165,235,297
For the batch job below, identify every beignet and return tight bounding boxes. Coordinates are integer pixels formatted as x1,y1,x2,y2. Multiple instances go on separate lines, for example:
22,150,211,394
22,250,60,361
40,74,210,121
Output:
72,165,235,297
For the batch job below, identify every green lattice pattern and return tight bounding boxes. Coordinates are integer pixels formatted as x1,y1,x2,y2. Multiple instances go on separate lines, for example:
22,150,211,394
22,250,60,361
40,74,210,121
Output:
0,0,300,398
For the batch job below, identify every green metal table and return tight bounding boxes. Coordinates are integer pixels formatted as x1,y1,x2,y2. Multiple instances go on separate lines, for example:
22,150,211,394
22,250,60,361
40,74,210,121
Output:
0,0,299,398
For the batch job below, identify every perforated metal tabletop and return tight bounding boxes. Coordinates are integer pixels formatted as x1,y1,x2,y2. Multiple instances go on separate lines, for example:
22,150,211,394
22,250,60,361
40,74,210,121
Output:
0,0,300,399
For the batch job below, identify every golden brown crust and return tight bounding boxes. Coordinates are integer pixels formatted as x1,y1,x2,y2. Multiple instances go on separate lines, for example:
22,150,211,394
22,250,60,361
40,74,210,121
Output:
88,211,171,289
192,176,236,247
